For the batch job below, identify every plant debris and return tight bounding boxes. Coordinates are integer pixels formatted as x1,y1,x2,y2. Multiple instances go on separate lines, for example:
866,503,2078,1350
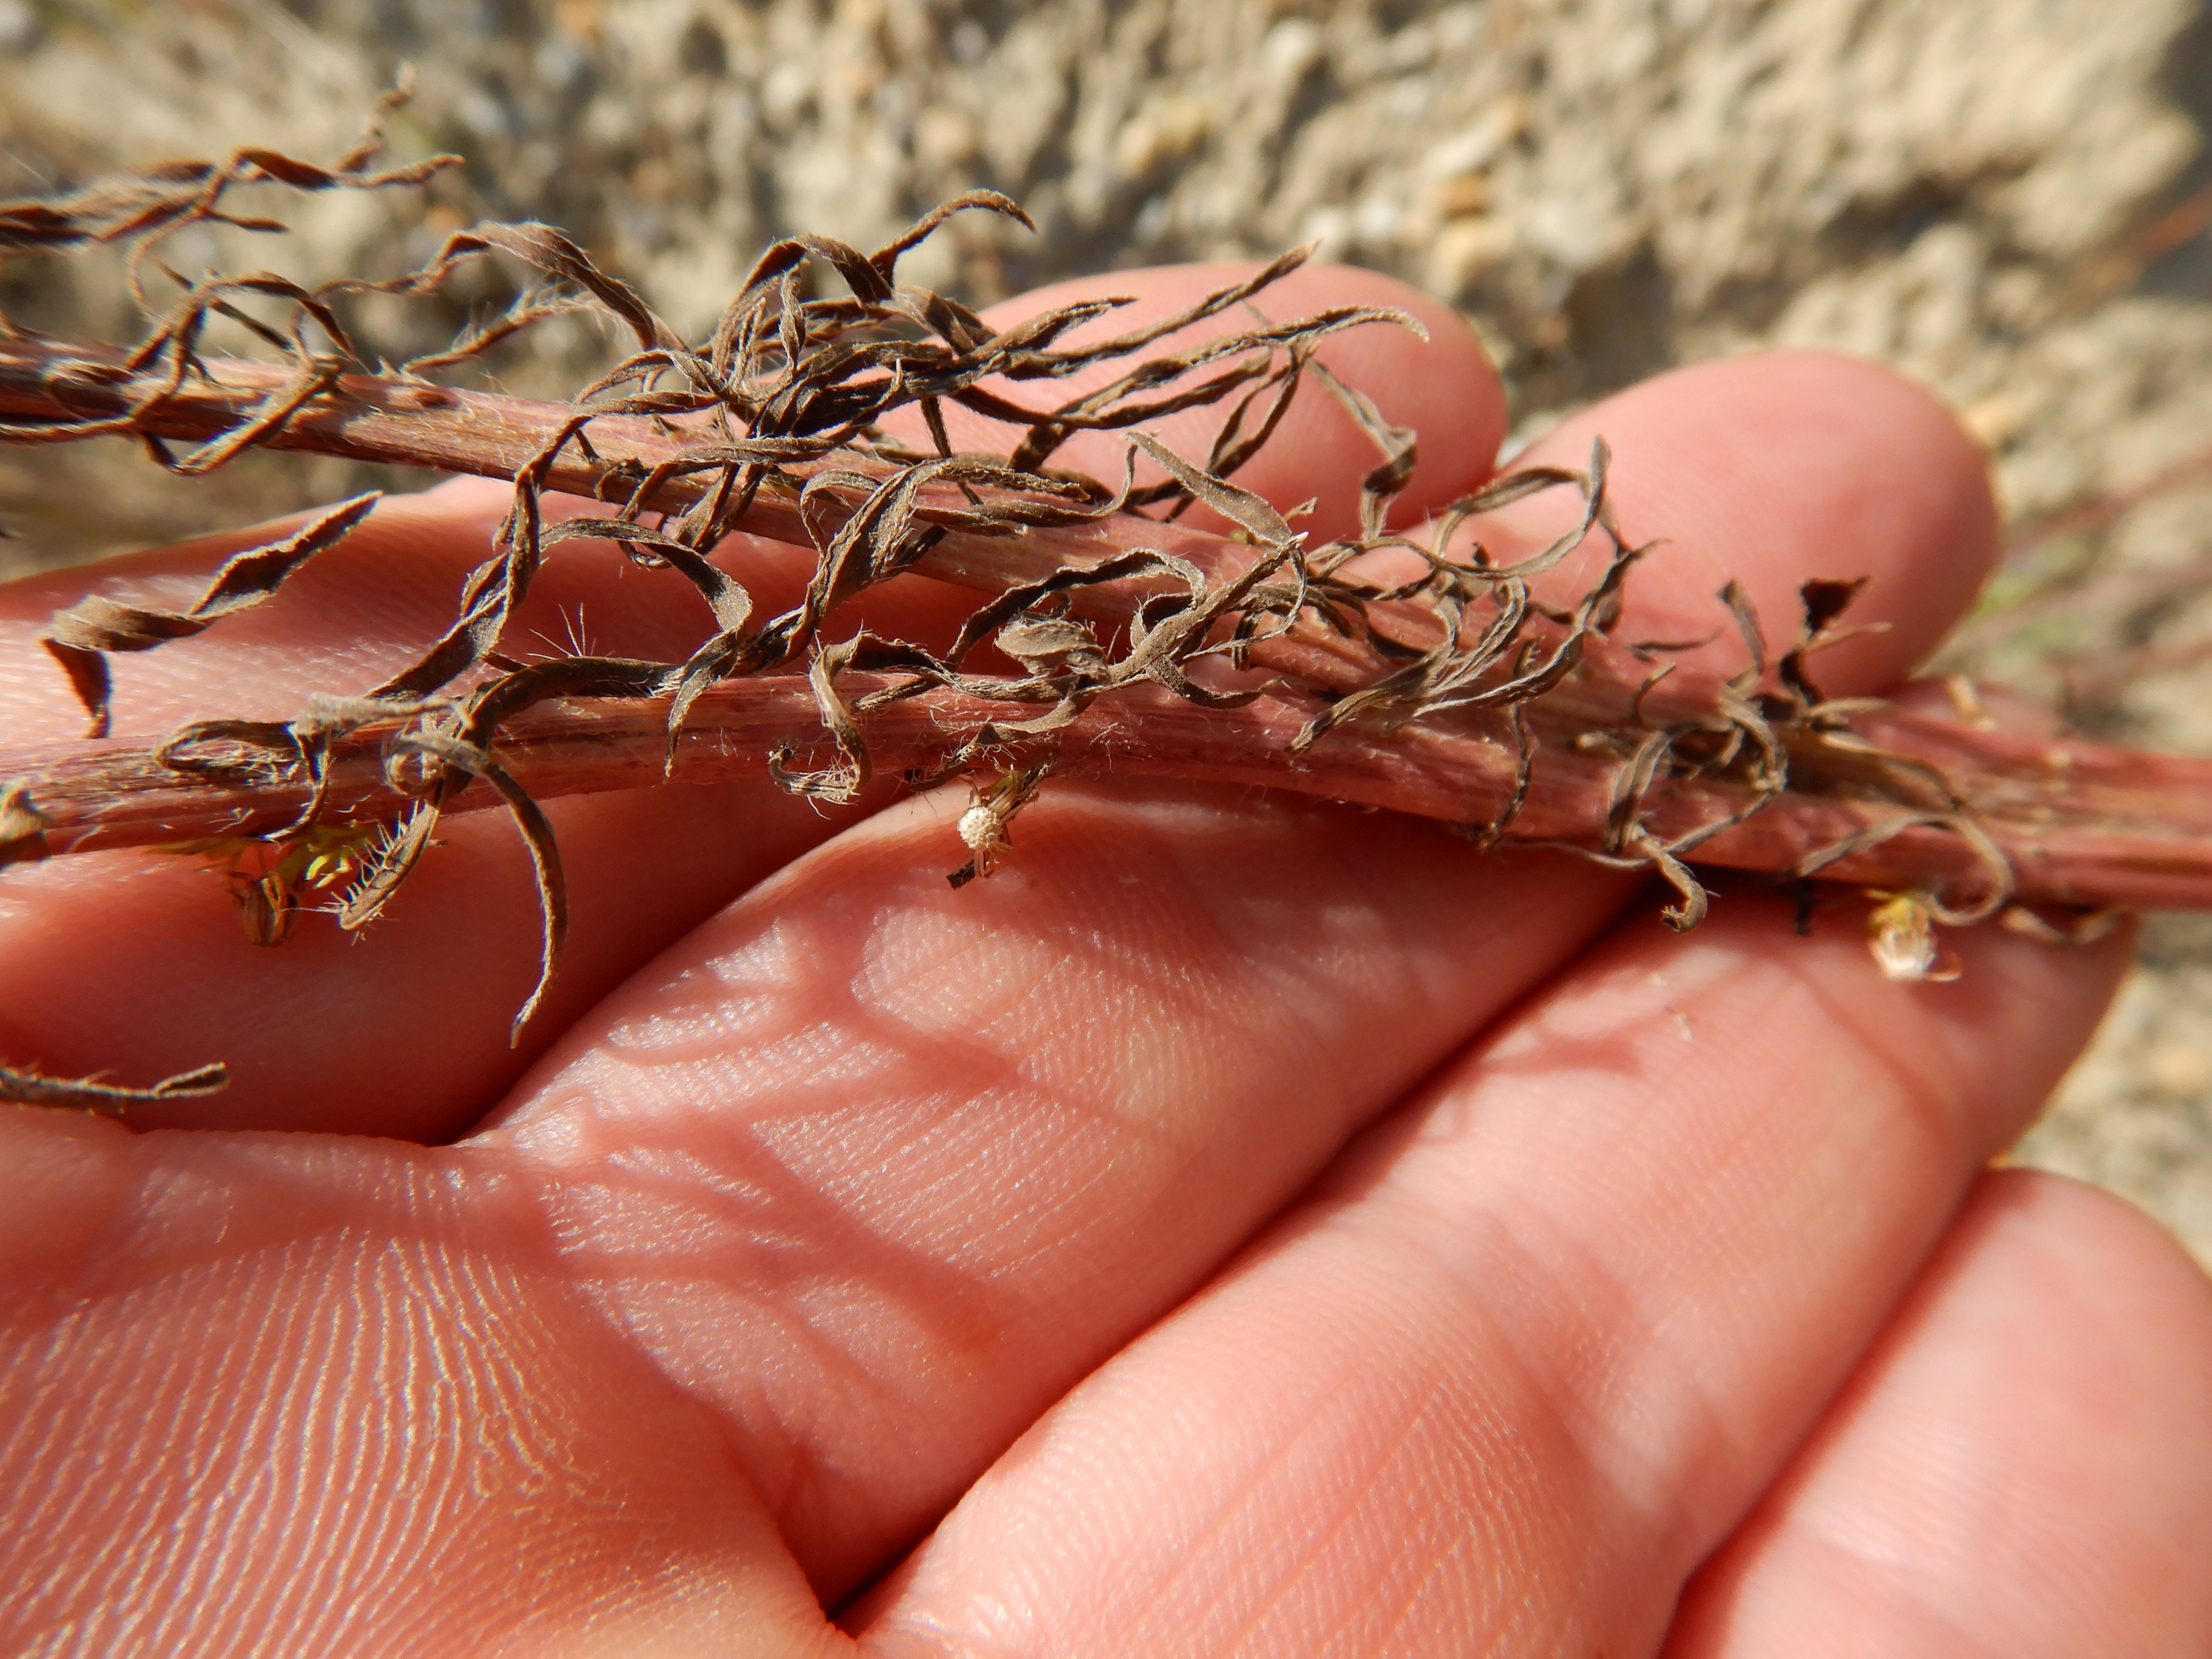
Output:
1865,891,1961,984
950,761,1052,889
45,493,383,738
0,1060,229,1112
1,104,2199,1109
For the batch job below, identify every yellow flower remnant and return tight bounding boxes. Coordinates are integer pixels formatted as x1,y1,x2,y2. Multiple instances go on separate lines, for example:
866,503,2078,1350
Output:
157,822,389,946
1866,890,1960,984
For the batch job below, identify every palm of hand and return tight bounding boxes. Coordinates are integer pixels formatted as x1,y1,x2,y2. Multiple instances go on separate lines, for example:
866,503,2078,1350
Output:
2,264,2209,1659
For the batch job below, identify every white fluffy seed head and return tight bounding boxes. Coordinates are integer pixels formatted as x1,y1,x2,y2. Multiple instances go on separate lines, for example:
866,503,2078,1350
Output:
957,804,1000,852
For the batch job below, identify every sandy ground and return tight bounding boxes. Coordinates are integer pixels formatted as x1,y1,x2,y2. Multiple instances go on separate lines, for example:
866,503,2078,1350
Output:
4,0,2212,1263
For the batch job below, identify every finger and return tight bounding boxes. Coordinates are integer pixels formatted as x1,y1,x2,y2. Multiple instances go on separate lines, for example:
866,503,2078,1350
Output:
473,354,2008,1598
1664,1171,2212,1658
850,898,2132,1656
482,791,1634,1599
1476,349,1998,684
0,1107,851,1659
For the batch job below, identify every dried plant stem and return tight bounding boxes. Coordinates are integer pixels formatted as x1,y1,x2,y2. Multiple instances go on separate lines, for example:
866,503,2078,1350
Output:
10,336,2212,917
0,338,694,505
25,139,2190,1107
9,670,2212,913
0,336,1347,638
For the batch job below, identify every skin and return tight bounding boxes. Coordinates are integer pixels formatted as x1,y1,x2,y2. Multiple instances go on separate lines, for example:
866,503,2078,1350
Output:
1,264,2209,1658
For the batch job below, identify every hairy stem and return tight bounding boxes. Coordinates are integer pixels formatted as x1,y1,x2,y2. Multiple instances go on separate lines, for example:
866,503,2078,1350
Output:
0,334,1385,674
7,336,2212,920
6,671,2211,913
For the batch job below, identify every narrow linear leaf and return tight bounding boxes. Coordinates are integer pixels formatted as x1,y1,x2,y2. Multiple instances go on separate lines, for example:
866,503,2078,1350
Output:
1,1060,228,1110
41,493,381,736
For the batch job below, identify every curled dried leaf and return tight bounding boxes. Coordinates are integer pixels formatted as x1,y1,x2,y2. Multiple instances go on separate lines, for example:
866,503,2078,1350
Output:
0,1060,229,1110
0,780,49,868
44,493,381,736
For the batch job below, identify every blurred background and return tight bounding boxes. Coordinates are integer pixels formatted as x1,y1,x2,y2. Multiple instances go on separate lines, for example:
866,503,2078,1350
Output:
4,0,2212,1262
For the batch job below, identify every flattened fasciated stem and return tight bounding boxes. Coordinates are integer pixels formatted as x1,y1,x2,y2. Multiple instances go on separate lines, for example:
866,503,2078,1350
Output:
10,671,2212,912
7,337,2212,913
4,143,2200,1094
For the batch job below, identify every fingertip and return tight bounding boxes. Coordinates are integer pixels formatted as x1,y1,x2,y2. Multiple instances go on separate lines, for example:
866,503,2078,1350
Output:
1285,263,1507,516
1969,1168,2212,1377
1669,1167,2212,1658
1511,350,1998,690
413,472,516,514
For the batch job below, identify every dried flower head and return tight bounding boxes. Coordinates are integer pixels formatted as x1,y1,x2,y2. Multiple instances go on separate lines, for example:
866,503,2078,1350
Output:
1866,891,1960,984
949,761,1051,889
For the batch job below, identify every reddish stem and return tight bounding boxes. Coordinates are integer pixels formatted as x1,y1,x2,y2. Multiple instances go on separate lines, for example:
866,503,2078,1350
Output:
7,337,2212,914
7,674,2212,912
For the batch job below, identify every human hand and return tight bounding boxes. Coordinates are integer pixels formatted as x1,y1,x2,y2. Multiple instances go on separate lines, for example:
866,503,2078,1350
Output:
3,264,2209,1657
